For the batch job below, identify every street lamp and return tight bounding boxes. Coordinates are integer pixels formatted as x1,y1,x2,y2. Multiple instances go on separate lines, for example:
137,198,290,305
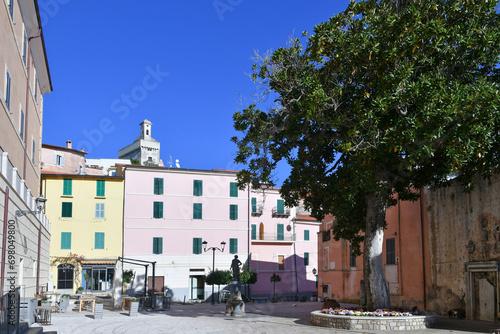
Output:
16,195,47,217
202,240,226,305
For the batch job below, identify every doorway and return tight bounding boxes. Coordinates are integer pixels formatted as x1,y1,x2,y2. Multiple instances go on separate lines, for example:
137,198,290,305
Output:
189,275,204,300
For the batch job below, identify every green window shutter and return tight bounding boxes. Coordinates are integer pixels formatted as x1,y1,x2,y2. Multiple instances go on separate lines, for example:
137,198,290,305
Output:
230,238,238,254
304,252,309,266
61,202,72,218
153,237,163,254
61,232,71,249
251,197,257,213
154,202,163,218
230,182,238,197
304,230,310,241
277,224,284,240
154,178,164,195
193,203,202,219
95,232,105,249
96,180,105,197
95,203,105,219
63,179,72,196
277,199,284,215
251,224,256,240
193,238,202,254
193,180,203,196
230,205,238,220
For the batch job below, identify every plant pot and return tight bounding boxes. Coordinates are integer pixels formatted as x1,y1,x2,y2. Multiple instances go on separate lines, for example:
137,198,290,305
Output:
94,303,103,319
129,301,139,317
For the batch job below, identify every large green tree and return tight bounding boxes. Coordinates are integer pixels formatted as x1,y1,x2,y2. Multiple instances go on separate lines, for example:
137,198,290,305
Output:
233,0,500,309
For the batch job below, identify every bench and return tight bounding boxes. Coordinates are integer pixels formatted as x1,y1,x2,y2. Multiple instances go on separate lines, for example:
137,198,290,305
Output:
252,297,267,303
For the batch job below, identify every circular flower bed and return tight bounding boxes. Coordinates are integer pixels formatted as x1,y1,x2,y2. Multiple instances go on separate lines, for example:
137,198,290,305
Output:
322,308,414,317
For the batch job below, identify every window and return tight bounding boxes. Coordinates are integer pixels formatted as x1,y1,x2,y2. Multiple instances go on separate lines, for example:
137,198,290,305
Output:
349,245,357,268
5,70,11,110
57,264,74,289
193,203,202,219
96,180,105,197
94,232,105,249
19,109,24,140
153,201,163,219
95,203,105,219
61,232,71,249
229,238,238,254
251,224,256,240
193,180,203,196
22,29,27,65
31,139,35,163
193,238,202,254
229,204,238,220
153,237,163,254
278,255,285,270
277,224,284,241
61,202,72,218
230,182,238,197
277,199,285,215
323,248,329,269
304,230,310,241
386,238,396,265
304,252,309,266
154,178,164,195
63,179,72,196
54,154,64,166
251,197,257,213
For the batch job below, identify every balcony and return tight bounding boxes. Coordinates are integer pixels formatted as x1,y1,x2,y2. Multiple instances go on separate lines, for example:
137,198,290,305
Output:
251,206,263,216
251,233,295,243
272,207,290,217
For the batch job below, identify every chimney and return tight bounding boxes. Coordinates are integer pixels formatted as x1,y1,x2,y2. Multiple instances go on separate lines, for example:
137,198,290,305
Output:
66,140,72,149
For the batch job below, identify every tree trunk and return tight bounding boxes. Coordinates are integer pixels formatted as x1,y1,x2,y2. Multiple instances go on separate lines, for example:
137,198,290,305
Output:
363,191,391,310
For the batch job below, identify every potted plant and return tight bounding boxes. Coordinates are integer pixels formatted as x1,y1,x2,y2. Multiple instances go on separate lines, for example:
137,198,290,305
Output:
94,300,103,319
129,299,139,317
77,287,84,294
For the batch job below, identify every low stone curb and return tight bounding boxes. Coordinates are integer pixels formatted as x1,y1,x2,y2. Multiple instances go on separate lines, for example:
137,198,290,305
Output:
310,310,437,331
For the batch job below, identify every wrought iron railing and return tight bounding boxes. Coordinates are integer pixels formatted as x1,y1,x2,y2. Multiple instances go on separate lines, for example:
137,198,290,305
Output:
0,287,20,334
254,233,296,242
272,207,290,217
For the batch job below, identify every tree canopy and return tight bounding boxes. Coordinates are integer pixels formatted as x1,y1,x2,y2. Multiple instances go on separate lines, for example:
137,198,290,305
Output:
233,0,500,309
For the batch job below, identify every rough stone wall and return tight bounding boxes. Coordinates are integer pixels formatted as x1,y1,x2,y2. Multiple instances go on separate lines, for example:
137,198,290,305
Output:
425,173,500,314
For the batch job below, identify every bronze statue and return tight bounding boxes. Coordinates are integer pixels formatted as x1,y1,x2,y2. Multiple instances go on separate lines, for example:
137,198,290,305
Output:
230,255,242,281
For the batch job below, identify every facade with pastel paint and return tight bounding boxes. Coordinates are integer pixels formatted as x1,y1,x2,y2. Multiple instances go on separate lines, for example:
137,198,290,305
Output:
41,143,124,294
249,188,320,300
0,0,52,298
118,165,249,302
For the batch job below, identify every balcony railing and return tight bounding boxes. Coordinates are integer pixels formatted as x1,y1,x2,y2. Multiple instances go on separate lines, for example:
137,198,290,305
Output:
272,207,290,217
252,233,295,242
251,206,263,216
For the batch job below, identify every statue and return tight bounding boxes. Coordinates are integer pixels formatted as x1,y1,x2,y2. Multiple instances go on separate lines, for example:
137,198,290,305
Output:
230,255,242,281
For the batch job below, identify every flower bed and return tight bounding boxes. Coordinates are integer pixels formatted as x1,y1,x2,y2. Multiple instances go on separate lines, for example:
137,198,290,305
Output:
311,309,437,331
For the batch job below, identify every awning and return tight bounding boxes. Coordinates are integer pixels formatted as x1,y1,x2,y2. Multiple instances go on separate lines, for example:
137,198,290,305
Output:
81,260,117,265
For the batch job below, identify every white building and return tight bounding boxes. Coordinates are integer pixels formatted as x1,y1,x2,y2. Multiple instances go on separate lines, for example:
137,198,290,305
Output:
118,119,161,166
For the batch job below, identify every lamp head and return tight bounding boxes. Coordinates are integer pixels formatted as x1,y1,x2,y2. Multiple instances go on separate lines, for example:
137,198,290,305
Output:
220,241,226,252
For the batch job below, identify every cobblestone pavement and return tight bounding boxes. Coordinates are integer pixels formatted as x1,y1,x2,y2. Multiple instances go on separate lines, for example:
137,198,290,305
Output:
31,301,500,334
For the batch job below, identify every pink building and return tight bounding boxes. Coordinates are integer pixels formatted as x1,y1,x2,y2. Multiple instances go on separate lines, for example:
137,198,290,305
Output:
118,165,249,302
250,189,320,301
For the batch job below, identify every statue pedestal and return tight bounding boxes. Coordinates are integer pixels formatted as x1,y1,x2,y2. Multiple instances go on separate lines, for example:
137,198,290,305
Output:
225,281,245,317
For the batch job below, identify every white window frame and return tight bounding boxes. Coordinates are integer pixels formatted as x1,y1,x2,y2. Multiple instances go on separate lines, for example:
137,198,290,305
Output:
95,203,105,219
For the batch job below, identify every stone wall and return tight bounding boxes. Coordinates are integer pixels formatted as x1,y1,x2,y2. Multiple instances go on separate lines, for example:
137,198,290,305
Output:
425,173,500,316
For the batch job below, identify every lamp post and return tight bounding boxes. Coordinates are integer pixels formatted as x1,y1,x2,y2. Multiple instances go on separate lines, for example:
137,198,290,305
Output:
202,240,226,305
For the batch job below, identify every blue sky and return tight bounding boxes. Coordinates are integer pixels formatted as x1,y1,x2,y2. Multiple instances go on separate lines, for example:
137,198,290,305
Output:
42,1,350,185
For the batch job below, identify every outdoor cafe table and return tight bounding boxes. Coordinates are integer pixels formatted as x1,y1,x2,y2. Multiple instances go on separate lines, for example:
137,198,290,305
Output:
35,306,58,325
79,294,96,312
122,296,135,311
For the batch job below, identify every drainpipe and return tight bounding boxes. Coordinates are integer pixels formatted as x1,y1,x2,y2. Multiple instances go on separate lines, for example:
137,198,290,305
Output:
419,189,427,309
1,187,10,297
23,31,41,180
36,227,41,294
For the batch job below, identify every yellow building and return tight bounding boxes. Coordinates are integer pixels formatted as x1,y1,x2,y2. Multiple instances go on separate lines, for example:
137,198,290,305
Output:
41,172,124,294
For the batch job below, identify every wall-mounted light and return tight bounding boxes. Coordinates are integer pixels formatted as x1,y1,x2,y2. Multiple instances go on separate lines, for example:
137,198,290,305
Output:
16,195,47,217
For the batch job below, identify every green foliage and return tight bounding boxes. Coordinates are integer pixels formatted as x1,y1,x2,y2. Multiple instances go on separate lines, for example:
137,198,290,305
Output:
233,0,500,249
204,269,232,286
270,273,281,283
123,270,134,284
130,158,140,165
240,266,258,285
233,0,500,307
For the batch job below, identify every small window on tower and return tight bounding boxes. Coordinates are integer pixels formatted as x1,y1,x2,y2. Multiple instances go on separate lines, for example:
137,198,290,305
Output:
146,130,149,135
